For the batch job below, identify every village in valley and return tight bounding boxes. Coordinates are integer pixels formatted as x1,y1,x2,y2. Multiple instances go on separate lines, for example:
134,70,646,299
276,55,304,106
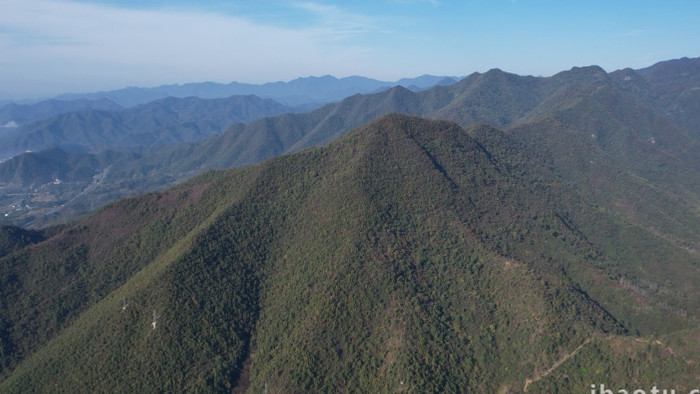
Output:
0,167,109,227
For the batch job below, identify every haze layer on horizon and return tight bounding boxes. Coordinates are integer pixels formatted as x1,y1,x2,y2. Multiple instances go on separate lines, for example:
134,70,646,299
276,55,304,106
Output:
1,0,698,99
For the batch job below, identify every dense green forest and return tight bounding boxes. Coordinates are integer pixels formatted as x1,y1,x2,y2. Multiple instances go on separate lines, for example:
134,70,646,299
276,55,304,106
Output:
0,111,698,392
0,57,699,392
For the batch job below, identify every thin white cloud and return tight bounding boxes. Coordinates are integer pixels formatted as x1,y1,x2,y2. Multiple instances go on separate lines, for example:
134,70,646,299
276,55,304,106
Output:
390,0,440,6
292,2,380,40
621,29,645,37
0,0,379,98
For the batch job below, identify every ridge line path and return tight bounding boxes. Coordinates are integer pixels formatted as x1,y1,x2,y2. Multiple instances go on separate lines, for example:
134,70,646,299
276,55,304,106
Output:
634,337,694,366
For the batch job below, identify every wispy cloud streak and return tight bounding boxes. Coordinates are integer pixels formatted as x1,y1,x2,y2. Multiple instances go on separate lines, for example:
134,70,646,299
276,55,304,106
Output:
292,2,380,40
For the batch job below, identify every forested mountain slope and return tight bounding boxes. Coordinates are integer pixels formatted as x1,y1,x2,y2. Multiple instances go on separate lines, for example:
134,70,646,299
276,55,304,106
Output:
0,148,102,187
631,56,700,137
1,95,293,160
165,58,700,172
0,114,697,392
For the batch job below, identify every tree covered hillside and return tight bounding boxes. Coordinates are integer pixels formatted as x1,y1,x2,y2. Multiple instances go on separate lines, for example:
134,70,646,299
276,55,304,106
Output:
0,114,697,392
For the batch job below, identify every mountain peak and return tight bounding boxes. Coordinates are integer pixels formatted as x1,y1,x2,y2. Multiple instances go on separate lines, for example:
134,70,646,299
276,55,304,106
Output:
336,113,454,146
552,65,609,84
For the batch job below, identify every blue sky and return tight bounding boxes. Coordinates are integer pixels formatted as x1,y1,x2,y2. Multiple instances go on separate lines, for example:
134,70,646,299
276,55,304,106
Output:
1,0,699,99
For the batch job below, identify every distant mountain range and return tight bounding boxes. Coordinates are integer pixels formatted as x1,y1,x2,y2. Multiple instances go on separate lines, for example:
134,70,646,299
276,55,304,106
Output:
0,74,458,131
143,59,700,173
0,74,459,158
0,95,295,160
46,74,459,108
0,98,122,127
1,57,698,229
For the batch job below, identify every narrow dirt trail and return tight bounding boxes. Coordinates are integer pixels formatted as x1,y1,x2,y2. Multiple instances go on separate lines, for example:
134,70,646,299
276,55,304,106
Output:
523,338,592,392
634,337,694,366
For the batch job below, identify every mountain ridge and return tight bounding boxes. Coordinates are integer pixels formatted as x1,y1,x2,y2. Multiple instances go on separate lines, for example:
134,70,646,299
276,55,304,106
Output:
162,58,699,173
0,94,294,160
0,113,697,391
1,57,698,231
0,98,122,127
48,74,460,108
